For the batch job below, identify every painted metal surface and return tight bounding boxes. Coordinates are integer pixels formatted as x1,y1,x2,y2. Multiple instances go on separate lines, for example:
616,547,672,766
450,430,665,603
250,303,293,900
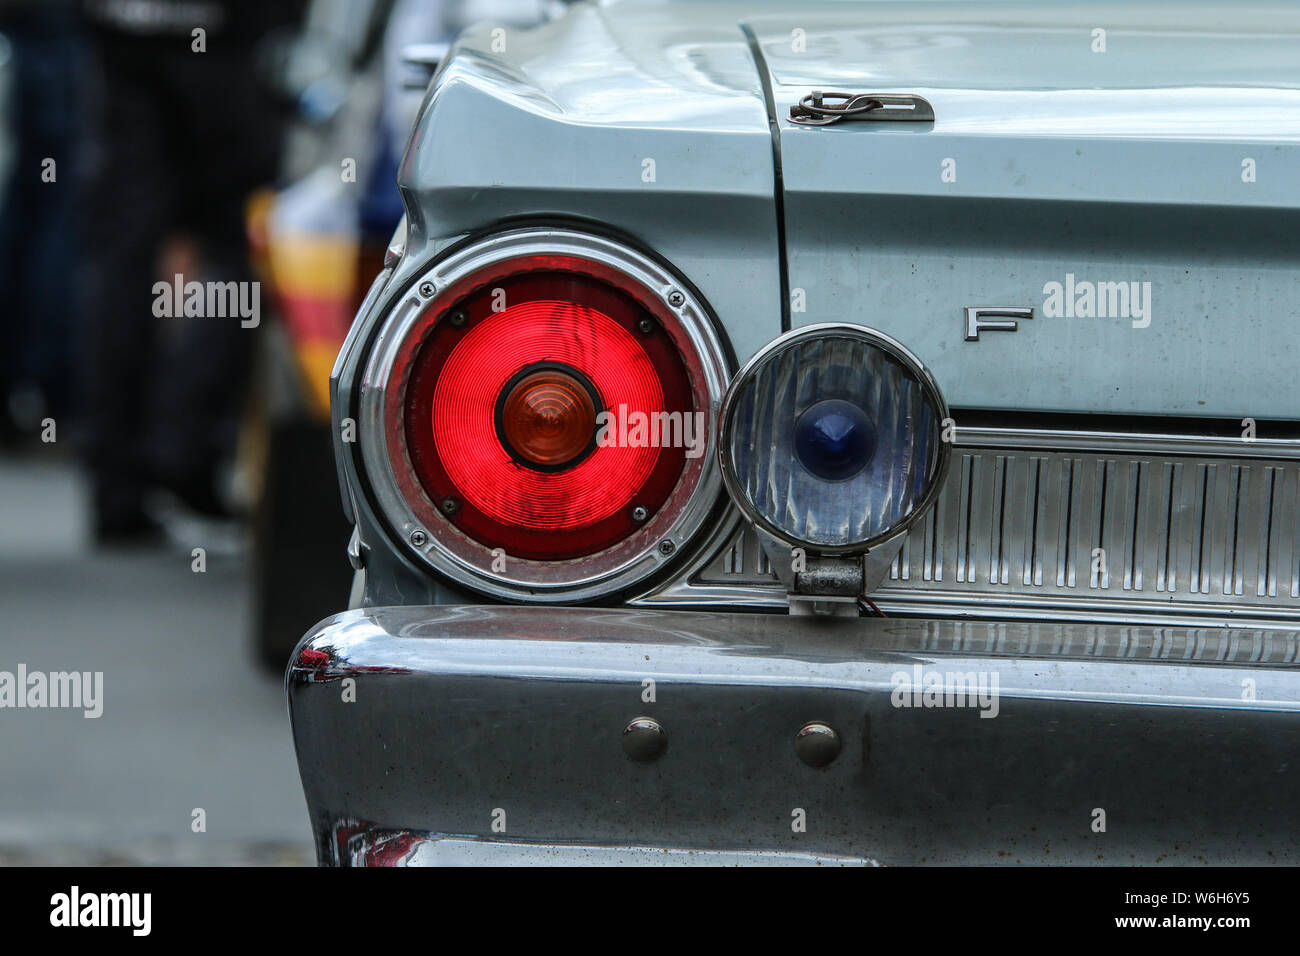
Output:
386,0,1300,415
392,0,785,367
753,1,1300,418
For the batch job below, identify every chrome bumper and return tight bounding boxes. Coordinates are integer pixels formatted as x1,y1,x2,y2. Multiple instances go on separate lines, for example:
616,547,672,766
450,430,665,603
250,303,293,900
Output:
287,606,1300,866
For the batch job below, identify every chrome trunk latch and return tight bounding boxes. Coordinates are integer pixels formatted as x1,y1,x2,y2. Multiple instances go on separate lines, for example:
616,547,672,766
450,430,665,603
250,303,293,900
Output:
788,91,935,126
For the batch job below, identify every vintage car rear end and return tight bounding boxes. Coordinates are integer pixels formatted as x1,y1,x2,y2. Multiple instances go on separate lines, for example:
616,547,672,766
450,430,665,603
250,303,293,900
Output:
287,0,1300,865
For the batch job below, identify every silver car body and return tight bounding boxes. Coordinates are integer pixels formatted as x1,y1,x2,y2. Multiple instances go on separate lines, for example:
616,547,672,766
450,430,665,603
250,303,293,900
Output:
290,0,1300,865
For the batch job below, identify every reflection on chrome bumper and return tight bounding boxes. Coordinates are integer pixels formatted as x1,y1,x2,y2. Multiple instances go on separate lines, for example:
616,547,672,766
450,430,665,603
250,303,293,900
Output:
287,606,1300,866
343,831,875,866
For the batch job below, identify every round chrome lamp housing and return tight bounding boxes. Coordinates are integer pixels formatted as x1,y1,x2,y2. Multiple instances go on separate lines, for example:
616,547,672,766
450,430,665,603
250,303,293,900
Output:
357,227,730,603
718,323,950,556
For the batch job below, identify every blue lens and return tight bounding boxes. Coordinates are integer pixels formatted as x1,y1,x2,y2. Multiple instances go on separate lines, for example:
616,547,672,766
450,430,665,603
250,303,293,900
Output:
794,399,874,481
724,331,944,549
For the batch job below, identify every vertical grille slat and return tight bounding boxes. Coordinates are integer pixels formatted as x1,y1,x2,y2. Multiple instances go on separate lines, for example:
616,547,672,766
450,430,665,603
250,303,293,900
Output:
1194,463,1213,595
1056,457,1078,588
1226,465,1246,597
1259,466,1279,598
968,454,996,587
1157,462,1177,593
1291,466,1300,599
1092,458,1115,590
956,454,975,584
1122,460,1143,591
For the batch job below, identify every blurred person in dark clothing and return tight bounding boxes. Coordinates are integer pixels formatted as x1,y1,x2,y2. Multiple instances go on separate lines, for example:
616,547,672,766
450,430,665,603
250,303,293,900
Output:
79,0,302,542
0,0,85,442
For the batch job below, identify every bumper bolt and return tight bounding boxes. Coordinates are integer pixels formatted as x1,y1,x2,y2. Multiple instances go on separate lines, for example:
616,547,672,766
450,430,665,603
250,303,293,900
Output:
794,721,841,768
409,529,428,548
658,539,676,556
418,281,436,298
622,717,668,762
666,290,685,308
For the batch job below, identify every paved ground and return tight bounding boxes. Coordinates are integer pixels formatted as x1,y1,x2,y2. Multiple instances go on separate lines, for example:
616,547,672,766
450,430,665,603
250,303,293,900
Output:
0,452,314,865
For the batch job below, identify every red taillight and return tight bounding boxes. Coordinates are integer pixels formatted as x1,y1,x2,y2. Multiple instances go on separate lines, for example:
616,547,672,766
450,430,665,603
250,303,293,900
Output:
359,229,729,602
403,267,693,560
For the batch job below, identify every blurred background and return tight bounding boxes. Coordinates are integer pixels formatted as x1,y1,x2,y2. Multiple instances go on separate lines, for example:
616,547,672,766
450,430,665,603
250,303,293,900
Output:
0,0,555,865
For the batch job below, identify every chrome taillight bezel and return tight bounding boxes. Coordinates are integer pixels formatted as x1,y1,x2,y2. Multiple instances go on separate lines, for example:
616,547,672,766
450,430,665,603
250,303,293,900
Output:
357,227,730,602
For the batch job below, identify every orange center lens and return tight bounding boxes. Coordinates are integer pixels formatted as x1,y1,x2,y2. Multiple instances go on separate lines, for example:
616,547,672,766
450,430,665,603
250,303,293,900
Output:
499,370,597,467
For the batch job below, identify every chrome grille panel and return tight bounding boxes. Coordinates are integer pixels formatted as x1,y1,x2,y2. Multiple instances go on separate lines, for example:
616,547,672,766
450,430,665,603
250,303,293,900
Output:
645,428,1300,626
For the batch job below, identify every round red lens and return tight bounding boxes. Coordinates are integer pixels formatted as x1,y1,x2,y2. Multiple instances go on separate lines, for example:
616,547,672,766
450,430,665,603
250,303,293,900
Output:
402,264,695,561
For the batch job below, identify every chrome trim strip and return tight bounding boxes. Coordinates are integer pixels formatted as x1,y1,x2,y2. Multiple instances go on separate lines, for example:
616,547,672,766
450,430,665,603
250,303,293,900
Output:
954,426,1300,460
293,606,1300,691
